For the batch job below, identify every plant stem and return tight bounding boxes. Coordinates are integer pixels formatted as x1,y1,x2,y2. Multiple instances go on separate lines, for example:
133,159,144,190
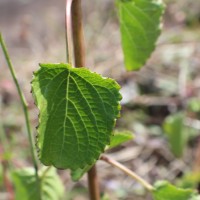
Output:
87,165,100,200
100,155,155,191
65,0,73,64
70,1,100,199
0,33,39,181
71,0,86,67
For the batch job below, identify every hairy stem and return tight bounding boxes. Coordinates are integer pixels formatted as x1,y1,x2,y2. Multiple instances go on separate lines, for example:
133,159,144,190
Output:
100,155,154,191
0,33,40,187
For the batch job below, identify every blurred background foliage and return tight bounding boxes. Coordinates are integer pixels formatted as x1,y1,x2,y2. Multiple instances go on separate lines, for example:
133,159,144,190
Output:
0,0,200,199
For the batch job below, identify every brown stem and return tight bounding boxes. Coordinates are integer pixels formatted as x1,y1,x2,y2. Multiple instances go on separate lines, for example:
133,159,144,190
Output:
71,0,86,68
65,0,73,64
71,1,100,199
87,165,100,200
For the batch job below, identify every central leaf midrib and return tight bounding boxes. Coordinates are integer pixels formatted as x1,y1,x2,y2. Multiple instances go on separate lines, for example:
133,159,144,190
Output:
59,70,79,163
71,71,109,144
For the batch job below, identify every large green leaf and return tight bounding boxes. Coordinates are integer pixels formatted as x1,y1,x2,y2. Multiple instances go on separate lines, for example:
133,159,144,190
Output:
116,0,165,70
12,167,64,200
152,181,200,200
163,112,187,157
32,63,121,170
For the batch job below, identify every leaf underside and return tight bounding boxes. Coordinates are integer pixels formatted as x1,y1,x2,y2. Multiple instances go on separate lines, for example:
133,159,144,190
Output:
117,0,165,70
32,63,121,170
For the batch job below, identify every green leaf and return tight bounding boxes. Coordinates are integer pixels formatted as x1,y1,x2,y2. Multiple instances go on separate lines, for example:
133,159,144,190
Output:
152,181,200,200
116,0,165,70
176,172,200,190
71,164,92,181
187,98,200,113
101,193,111,200
32,63,121,170
106,130,133,150
163,112,187,157
71,130,133,181
12,167,64,200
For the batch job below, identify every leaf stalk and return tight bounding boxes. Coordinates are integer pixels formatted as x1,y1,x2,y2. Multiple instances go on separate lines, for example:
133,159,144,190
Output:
100,155,154,191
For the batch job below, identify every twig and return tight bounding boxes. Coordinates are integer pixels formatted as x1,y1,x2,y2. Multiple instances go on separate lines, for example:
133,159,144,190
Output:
100,155,154,191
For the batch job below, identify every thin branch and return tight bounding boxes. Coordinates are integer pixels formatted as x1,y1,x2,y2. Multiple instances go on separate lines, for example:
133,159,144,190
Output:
0,33,40,185
100,155,154,191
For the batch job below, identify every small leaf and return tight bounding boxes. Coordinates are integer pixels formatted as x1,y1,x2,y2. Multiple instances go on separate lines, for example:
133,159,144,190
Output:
71,164,92,181
188,98,200,113
106,130,133,150
163,112,187,157
12,167,64,200
176,172,200,190
152,181,200,200
116,0,165,70
101,193,111,200
32,63,121,170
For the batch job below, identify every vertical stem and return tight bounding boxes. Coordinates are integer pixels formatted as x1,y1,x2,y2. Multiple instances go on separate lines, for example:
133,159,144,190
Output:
71,1,100,199
0,33,40,186
71,0,86,68
87,165,100,200
65,0,73,64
